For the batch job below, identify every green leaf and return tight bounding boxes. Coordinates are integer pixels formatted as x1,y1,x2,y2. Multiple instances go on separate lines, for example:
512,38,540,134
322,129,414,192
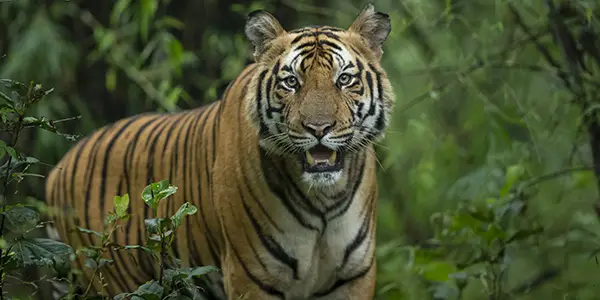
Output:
170,202,197,229
139,0,158,41
110,0,133,25
106,67,117,92
115,280,164,300
12,238,73,268
76,227,102,238
4,146,17,160
500,164,525,197
187,265,219,277
0,90,13,105
3,206,40,234
77,247,100,260
144,218,165,235
87,258,114,269
122,244,154,255
141,180,178,213
114,194,130,218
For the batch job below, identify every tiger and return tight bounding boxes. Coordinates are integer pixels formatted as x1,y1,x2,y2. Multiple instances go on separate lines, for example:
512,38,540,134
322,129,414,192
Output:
45,3,394,299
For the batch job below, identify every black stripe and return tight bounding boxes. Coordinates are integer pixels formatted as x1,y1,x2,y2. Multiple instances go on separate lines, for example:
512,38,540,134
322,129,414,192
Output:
327,155,365,220
82,123,122,241
112,116,162,290
312,259,373,298
242,225,268,271
240,170,282,233
292,32,316,44
138,113,184,276
261,152,319,232
242,197,299,279
342,201,373,266
195,104,222,268
319,31,342,41
318,40,342,50
255,70,269,137
224,230,285,299
365,72,376,118
294,41,317,51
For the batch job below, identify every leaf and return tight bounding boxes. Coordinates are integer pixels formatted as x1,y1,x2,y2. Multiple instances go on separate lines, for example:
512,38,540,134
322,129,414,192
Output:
0,79,28,95
141,180,178,213
116,280,164,300
122,244,154,255
106,67,117,92
500,164,525,197
12,238,73,268
0,90,14,104
77,247,100,260
114,194,130,218
76,227,102,238
144,218,165,235
187,265,219,277
139,0,158,41
3,206,40,234
110,0,133,25
170,202,197,229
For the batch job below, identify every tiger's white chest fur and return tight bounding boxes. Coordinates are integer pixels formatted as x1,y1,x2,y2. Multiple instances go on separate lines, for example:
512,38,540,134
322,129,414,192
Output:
265,187,374,299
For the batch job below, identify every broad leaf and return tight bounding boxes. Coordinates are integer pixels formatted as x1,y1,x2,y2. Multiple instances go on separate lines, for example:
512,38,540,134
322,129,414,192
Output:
114,194,130,218
13,238,73,268
4,206,40,234
170,202,197,229
77,227,102,238
142,180,178,213
115,280,164,300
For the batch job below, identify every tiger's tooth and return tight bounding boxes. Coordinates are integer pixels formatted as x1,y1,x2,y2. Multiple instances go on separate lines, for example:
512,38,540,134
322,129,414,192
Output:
305,151,315,165
328,151,337,164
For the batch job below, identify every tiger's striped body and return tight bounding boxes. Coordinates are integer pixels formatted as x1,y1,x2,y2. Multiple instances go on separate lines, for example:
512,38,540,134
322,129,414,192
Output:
45,4,394,299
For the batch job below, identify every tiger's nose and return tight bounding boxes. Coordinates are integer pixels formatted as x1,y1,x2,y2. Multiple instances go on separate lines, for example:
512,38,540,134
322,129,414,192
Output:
302,121,335,138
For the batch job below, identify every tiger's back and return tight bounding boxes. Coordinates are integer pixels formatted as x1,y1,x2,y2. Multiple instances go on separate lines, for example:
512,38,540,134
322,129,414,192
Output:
45,102,226,296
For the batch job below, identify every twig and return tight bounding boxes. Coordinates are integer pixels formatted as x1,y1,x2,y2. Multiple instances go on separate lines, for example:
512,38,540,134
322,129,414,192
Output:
399,28,551,113
519,166,593,191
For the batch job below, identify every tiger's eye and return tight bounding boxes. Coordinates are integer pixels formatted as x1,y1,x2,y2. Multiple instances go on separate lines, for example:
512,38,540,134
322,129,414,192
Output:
338,73,352,86
285,76,299,88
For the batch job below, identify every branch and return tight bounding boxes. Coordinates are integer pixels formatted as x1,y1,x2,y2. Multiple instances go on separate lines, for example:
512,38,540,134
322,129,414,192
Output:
399,28,551,113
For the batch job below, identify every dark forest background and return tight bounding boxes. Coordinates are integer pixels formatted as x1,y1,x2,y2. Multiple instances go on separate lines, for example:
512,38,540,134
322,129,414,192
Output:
2,0,600,299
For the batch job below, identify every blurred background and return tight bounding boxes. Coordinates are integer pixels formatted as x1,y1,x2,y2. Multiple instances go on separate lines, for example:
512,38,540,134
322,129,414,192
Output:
2,0,600,299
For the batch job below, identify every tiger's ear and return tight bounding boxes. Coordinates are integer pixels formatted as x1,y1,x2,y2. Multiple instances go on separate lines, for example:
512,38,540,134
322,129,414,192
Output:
348,3,391,58
245,10,286,60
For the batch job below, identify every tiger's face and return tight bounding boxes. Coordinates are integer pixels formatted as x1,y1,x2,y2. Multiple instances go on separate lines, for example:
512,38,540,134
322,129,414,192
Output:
244,4,394,186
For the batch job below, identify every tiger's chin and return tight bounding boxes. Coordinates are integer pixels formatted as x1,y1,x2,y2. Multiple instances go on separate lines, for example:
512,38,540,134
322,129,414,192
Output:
300,144,345,187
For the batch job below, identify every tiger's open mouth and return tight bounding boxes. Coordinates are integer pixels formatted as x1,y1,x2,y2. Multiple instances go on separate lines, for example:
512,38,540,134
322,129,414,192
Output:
301,145,343,173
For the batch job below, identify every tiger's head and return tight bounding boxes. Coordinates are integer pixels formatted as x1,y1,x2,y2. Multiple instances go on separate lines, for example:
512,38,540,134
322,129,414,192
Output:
244,4,395,187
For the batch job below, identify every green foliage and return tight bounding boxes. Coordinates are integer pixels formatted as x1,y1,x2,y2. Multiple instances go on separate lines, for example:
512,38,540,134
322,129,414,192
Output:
0,78,77,298
74,180,216,300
